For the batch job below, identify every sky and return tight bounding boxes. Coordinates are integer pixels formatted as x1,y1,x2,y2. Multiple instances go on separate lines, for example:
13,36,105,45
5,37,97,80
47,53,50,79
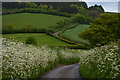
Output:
81,0,119,13
86,2,119,13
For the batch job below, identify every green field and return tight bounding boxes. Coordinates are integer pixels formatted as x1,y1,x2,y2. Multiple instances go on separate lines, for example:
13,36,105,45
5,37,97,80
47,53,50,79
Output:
2,13,68,29
63,24,90,44
3,33,70,46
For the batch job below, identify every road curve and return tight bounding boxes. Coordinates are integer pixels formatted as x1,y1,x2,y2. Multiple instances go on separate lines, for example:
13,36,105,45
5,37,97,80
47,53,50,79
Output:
40,63,82,80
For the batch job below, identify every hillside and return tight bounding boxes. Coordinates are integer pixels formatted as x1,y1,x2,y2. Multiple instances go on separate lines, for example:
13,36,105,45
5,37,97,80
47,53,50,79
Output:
2,13,68,29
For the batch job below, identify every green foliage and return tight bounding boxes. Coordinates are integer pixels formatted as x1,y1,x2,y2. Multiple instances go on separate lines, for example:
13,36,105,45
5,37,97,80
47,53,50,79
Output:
48,5,53,10
79,13,119,46
39,4,48,10
72,14,86,24
86,16,94,24
70,4,80,13
2,24,14,34
25,37,37,45
79,5,86,15
25,2,37,8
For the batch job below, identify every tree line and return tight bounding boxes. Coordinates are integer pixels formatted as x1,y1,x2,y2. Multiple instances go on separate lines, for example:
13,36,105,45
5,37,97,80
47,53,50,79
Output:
2,2,104,18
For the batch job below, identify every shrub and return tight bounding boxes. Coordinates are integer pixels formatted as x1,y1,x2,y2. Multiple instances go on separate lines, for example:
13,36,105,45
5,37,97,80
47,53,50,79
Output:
25,37,37,45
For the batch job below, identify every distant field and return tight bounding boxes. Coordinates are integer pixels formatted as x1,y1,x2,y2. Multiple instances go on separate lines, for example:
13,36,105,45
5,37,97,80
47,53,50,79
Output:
2,13,68,29
63,24,90,44
3,33,70,46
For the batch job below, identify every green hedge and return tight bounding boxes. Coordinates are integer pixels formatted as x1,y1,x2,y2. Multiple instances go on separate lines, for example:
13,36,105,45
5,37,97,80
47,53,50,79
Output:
3,8,72,17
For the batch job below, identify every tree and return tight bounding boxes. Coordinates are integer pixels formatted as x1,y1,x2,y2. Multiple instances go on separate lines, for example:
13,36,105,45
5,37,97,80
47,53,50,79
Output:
78,13,119,46
72,14,86,24
39,4,48,10
48,5,53,10
26,2,37,8
79,5,86,15
70,4,80,13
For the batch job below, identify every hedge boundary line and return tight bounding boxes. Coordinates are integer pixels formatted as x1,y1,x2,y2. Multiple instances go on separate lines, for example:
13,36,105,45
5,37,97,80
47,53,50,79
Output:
2,8,72,17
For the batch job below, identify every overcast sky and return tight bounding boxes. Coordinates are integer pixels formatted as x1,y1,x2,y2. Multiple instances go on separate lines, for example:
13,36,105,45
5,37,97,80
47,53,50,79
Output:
87,2,119,13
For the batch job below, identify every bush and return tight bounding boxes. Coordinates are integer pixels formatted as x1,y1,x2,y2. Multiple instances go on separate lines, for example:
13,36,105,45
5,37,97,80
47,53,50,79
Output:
25,37,37,45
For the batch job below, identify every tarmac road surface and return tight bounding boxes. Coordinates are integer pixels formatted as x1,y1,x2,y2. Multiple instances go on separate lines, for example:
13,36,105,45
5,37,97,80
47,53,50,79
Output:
40,63,82,80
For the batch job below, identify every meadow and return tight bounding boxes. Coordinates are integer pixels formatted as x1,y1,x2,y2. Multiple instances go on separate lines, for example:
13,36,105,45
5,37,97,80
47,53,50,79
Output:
2,33,70,47
2,13,68,29
63,24,90,44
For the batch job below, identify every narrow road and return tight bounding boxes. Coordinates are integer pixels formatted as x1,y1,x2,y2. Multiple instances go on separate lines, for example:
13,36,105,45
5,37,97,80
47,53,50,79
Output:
40,63,82,80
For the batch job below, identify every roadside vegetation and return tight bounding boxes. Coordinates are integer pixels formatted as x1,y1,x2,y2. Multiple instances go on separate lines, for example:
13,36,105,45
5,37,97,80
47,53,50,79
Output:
79,42,119,79
2,38,119,79
2,38,80,79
